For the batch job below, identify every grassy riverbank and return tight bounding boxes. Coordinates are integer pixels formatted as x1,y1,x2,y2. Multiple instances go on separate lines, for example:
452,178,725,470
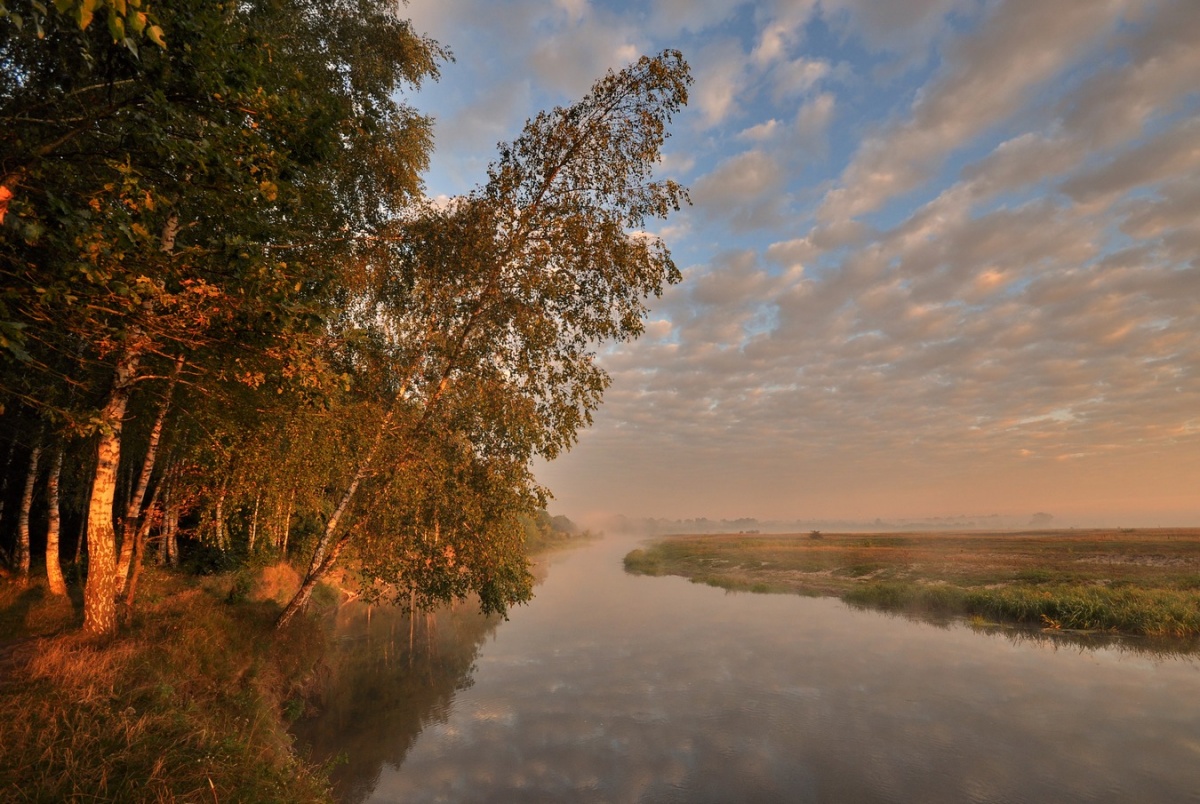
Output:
0,567,337,802
624,529,1200,638
0,521,591,802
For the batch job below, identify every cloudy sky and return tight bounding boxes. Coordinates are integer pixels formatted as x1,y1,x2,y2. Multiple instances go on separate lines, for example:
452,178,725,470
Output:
402,0,1200,526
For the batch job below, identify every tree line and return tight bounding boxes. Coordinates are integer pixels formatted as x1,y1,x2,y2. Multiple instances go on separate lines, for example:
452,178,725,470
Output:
0,0,689,635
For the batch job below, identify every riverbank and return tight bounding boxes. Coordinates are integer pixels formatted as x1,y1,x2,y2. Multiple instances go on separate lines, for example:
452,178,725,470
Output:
624,529,1200,638
0,522,596,802
0,566,337,802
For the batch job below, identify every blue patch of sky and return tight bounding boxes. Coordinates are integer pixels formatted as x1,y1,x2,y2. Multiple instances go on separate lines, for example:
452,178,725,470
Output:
742,301,779,342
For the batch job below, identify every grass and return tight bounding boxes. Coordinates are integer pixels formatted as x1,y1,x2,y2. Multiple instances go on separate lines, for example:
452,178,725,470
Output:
0,567,335,803
623,529,1200,639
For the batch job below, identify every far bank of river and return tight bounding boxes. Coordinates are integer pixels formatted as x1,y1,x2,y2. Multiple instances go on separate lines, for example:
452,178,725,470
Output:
298,531,1200,803
624,528,1200,639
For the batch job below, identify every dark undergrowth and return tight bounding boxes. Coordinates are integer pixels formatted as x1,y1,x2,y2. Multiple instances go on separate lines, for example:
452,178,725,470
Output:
0,569,334,803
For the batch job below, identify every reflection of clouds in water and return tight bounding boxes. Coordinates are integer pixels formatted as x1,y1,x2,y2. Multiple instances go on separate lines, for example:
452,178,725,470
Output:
358,536,1200,803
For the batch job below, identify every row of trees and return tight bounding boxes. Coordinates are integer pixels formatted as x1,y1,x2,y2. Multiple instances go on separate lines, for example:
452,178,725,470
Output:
0,0,690,635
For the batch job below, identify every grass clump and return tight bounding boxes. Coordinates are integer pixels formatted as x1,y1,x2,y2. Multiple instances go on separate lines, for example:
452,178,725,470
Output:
967,585,1200,636
0,570,333,802
837,582,1200,637
624,549,664,576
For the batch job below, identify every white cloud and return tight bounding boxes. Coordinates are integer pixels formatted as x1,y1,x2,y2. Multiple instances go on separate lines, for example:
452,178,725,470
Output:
737,119,782,142
401,0,1200,522
1063,0,1200,147
690,38,752,128
770,57,831,100
790,92,835,148
527,6,643,97
752,20,797,67
1061,119,1200,205
819,0,1135,224
819,0,969,56
691,149,790,230
648,0,743,35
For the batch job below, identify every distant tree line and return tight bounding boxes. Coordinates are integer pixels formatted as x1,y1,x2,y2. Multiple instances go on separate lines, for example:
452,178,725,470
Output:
0,0,689,635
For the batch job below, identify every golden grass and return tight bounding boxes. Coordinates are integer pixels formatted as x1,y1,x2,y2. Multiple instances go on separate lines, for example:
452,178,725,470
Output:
0,568,333,802
625,528,1200,639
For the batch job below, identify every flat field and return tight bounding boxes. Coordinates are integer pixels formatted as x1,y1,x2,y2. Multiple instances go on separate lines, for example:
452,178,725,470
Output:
624,529,1200,638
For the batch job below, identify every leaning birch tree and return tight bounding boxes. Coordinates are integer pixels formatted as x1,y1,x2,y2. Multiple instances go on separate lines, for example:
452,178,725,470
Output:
277,50,691,627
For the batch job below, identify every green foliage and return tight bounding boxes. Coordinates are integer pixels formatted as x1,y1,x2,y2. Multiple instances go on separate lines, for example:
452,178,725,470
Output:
1,0,440,404
2,0,690,638
0,0,164,52
521,510,585,553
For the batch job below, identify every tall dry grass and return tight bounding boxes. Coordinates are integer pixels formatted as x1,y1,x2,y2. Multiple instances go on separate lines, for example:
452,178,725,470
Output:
0,571,332,802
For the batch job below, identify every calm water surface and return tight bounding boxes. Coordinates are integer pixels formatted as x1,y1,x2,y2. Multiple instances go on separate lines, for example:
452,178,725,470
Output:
297,533,1200,803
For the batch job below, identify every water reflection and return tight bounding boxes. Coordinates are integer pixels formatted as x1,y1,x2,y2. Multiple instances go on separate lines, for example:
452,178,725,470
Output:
293,601,500,802
848,603,1200,660
304,535,1200,803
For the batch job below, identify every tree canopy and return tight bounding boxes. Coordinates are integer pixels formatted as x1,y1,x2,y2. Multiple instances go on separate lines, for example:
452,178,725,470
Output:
1,0,689,636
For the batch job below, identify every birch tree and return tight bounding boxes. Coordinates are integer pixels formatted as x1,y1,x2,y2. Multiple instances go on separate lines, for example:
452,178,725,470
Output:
277,50,691,627
1,0,441,633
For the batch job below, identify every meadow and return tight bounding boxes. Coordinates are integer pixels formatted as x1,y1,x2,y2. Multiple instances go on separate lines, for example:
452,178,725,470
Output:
624,529,1200,638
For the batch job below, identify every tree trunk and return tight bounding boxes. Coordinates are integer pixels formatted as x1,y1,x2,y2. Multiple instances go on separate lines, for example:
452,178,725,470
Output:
0,441,14,561
74,507,86,564
83,346,141,636
122,478,164,619
248,495,260,553
117,356,181,586
167,513,178,564
276,527,355,629
276,409,394,629
45,446,67,596
214,491,226,550
164,500,180,566
280,490,295,556
122,513,151,625
16,437,43,582
158,482,170,565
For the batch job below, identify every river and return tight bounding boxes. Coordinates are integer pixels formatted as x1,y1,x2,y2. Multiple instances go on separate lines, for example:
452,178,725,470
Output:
296,532,1200,803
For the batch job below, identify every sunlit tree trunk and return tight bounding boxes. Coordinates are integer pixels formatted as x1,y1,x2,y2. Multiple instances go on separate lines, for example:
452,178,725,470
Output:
74,507,85,564
277,410,393,629
167,513,178,564
16,437,43,583
214,490,226,550
117,356,181,587
45,446,67,596
83,346,141,636
163,497,180,567
276,474,363,628
280,490,295,557
248,495,260,553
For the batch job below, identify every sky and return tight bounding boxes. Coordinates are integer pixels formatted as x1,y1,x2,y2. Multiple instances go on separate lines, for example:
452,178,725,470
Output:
401,0,1200,527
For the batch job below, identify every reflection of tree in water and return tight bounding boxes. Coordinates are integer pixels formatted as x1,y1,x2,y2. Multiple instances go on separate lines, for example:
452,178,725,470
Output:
850,603,1200,660
293,600,501,803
